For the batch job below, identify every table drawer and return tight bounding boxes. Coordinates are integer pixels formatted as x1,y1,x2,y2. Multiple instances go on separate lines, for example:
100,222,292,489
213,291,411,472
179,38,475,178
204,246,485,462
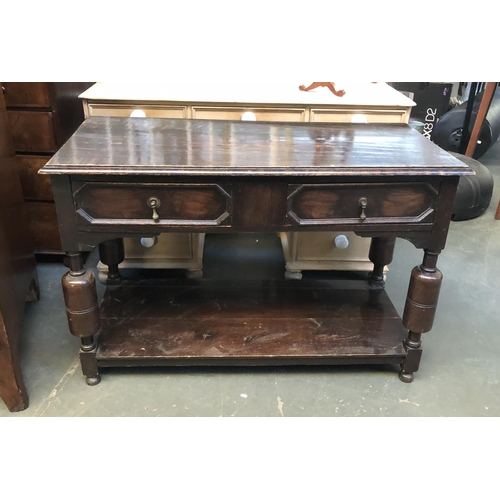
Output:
74,182,232,227
192,106,306,122
7,110,57,152
287,182,438,225
2,82,51,108
86,103,187,119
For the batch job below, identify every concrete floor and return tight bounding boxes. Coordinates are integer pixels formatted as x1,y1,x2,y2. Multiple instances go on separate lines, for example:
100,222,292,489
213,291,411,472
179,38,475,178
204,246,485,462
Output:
2,142,500,417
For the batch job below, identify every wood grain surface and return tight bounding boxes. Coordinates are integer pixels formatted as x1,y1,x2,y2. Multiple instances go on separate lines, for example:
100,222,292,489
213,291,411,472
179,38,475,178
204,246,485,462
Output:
41,117,472,177
96,279,407,366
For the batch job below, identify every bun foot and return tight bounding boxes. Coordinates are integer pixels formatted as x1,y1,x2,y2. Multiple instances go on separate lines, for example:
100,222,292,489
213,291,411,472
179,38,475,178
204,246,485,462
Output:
285,270,302,280
86,375,101,386
399,371,414,383
98,271,109,284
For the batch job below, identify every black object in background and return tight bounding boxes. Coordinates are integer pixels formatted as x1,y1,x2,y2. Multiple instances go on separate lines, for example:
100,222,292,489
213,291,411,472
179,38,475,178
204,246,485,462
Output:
450,153,494,221
432,88,500,159
391,82,453,140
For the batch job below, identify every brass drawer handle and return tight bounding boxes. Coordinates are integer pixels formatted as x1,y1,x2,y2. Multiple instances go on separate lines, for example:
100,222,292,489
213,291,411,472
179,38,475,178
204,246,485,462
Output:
359,197,367,221
147,196,161,221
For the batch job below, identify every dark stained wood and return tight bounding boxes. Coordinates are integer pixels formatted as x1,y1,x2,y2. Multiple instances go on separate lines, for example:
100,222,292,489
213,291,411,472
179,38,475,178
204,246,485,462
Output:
99,238,125,284
2,82,51,108
98,317,407,366
51,175,80,253
0,91,39,412
400,341,422,383
400,250,443,382
74,182,232,227
46,118,473,383
7,110,58,153
429,177,461,251
99,278,396,320
369,237,395,288
16,155,52,201
2,82,92,142
63,253,85,273
62,269,101,339
63,176,449,238
232,181,287,229
49,83,93,145
287,182,438,225
41,117,473,177
25,202,62,253
402,262,443,334
97,279,407,366
3,82,93,254
61,249,101,386
80,349,99,380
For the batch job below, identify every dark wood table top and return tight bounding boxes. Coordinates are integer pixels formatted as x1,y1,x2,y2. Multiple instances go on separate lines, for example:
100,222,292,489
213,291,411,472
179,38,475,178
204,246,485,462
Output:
41,117,473,177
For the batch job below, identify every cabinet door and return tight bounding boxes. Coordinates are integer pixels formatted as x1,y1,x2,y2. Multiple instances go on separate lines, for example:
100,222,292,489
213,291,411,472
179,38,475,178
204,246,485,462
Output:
0,91,38,412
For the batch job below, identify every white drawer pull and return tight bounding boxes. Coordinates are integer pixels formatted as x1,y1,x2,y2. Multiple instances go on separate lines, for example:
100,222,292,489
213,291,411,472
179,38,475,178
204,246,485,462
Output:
334,234,350,249
140,237,157,248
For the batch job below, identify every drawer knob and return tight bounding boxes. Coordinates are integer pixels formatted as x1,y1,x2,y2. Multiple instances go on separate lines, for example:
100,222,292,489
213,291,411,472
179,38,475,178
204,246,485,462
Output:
359,197,368,221
147,197,161,221
140,237,158,248
334,234,350,249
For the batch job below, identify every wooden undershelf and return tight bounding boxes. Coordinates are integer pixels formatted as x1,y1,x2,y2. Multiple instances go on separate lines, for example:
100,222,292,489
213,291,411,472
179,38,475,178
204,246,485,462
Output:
96,279,407,367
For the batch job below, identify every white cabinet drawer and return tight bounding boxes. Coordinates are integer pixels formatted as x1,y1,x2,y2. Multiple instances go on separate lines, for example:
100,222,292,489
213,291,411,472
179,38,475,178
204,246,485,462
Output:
310,108,410,124
192,106,307,122
86,103,187,119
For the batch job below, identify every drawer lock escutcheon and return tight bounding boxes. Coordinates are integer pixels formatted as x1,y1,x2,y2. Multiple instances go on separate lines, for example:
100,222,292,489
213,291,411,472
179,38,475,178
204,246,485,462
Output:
147,196,161,221
359,197,368,221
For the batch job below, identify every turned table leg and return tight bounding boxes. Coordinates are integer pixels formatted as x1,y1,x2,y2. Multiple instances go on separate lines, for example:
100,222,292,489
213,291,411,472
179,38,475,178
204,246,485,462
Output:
99,238,125,285
62,252,101,386
369,237,395,288
400,250,443,383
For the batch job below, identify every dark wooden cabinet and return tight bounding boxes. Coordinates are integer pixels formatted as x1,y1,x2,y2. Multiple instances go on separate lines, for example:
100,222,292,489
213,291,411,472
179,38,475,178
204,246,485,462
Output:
1,82,93,254
0,91,39,412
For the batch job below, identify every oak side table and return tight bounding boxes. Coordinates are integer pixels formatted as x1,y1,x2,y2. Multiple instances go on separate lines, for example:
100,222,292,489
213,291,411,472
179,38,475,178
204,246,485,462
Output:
79,82,415,280
40,117,472,385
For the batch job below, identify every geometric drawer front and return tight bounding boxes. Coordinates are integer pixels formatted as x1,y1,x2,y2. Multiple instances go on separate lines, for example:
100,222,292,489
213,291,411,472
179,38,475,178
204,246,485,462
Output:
287,182,438,226
74,182,232,227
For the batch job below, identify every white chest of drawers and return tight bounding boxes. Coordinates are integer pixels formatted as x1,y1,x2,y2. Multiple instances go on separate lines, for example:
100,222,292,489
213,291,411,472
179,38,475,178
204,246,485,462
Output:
79,82,414,279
